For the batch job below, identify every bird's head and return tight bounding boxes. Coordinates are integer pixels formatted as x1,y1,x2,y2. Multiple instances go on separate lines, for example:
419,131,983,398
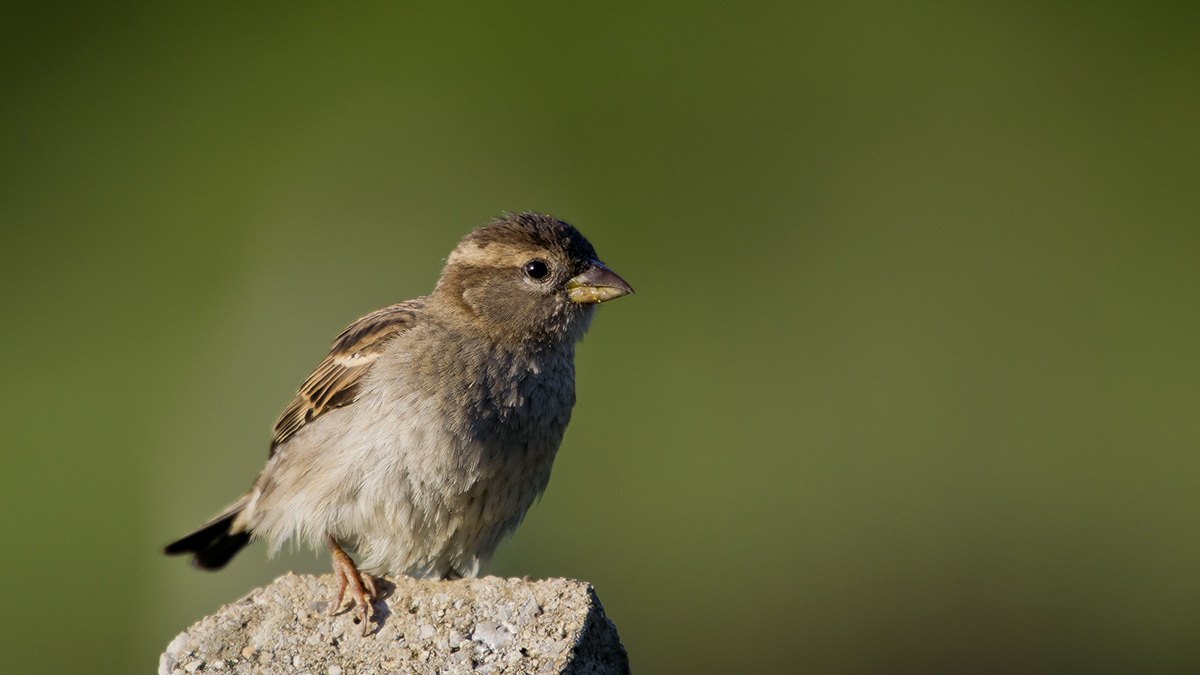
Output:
433,212,633,346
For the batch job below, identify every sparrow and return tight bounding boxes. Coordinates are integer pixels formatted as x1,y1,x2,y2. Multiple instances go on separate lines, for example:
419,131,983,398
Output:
164,212,632,634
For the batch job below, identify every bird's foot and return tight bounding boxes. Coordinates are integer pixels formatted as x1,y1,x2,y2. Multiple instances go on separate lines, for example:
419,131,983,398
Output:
326,534,377,636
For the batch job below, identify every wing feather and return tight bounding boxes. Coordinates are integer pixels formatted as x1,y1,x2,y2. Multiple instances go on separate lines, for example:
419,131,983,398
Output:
269,300,424,455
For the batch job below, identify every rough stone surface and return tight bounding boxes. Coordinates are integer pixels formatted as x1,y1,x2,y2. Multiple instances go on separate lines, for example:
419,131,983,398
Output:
160,573,630,675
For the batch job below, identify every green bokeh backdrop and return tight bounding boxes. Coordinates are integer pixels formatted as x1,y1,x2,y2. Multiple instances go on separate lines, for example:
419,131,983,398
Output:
3,2,1198,673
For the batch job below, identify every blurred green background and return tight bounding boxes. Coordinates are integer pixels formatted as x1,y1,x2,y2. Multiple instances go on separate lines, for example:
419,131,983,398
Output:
3,1,1199,673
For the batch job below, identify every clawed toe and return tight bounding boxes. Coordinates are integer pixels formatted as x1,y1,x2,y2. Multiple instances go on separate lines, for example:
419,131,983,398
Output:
326,534,377,636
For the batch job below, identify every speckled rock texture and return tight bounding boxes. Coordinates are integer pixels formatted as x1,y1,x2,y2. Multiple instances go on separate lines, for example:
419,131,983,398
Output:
160,573,630,675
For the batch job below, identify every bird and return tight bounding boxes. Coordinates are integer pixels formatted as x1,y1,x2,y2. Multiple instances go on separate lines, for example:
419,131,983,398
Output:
164,212,632,634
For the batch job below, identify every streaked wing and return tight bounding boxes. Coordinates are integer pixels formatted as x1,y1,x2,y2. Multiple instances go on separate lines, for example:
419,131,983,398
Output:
270,299,424,455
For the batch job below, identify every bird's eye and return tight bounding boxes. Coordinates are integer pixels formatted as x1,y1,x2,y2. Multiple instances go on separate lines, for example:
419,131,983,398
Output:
523,259,550,281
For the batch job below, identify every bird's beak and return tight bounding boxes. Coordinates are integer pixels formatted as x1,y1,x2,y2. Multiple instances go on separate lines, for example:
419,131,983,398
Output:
567,262,634,304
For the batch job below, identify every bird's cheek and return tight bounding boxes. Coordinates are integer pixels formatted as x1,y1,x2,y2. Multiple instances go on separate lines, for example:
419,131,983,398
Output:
460,286,486,317
462,285,524,327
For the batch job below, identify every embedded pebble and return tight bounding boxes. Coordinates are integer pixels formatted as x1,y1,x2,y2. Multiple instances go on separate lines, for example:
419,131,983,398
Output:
518,595,542,625
472,621,512,650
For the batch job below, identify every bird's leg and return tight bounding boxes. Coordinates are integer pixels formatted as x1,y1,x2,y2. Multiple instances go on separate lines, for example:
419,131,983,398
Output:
326,534,377,635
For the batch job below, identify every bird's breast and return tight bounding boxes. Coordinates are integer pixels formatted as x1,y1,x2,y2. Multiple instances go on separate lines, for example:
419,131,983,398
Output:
369,337,577,486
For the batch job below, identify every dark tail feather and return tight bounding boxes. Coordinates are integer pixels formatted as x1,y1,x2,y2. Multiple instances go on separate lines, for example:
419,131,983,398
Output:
164,496,253,570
